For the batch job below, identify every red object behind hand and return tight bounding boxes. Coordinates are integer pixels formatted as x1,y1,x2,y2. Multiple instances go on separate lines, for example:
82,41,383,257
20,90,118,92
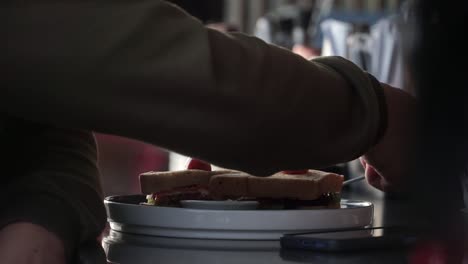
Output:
186,158,211,171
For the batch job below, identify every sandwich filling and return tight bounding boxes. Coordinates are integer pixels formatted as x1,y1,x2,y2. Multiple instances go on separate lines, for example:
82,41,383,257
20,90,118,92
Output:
145,185,340,209
145,185,210,206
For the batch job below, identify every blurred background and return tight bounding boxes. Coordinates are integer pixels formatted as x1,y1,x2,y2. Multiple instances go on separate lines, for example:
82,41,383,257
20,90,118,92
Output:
97,0,409,197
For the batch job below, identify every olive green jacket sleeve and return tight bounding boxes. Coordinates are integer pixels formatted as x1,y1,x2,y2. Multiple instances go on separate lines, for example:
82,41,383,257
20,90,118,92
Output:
1,0,384,175
0,117,106,259
0,0,386,258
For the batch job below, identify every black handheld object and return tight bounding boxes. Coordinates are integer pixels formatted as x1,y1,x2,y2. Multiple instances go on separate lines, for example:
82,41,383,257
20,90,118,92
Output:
280,227,420,252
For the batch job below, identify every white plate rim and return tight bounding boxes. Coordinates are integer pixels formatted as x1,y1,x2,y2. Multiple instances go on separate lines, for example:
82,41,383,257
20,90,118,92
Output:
104,196,372,213
104,195,373,236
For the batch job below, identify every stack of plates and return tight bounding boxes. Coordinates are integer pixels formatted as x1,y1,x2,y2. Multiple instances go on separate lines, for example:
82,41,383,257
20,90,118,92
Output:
104,195,373,240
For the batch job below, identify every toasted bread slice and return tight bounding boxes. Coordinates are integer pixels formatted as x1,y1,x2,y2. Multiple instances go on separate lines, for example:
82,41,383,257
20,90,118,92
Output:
209,170,343,200
139,169,236,194
254,170,343,200
140,169,343,200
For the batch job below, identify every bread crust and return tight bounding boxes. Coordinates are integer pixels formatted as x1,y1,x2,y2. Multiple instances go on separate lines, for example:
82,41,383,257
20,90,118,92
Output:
139,169,235,194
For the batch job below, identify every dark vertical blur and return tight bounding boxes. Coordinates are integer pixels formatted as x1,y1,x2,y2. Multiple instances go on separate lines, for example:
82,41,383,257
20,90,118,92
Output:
411,0,467,246
167,0,224,23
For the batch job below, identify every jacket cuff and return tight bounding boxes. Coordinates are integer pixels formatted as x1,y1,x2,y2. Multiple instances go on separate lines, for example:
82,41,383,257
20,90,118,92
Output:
312,56,386,154
366,72,388,145
0,194,80,261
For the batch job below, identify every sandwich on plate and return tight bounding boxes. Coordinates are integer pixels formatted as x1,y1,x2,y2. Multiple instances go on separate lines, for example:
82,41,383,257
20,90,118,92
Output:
140,158,344,209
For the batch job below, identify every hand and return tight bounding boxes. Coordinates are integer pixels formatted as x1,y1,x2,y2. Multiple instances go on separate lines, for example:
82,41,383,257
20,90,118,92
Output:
292,44,320,59
361,84,418,193
0,222,66,264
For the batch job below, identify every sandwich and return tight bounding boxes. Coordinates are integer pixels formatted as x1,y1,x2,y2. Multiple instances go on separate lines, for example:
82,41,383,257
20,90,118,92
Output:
140,159,344,209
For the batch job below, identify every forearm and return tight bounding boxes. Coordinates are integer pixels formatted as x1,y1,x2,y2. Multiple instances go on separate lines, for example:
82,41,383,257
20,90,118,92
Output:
0,119,106,259
0,223,66,264
1,0,383,174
